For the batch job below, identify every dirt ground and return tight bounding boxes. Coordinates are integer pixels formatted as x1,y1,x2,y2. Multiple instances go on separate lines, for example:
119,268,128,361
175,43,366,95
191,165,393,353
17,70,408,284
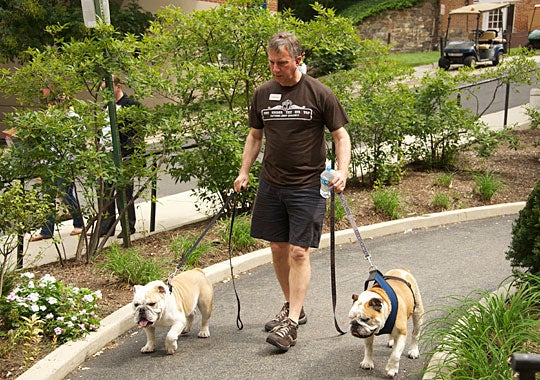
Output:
1,128,539,378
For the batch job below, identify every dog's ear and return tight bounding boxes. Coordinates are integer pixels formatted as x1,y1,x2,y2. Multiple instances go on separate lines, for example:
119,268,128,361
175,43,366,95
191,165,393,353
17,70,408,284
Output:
156,284,167,294
369,298,383,312
133,285,143,293
352,293,359,303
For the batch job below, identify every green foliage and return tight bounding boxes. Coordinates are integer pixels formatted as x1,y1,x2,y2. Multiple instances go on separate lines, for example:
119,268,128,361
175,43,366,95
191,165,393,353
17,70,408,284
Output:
423,272,540,378
506,180,540,274
388,51,440,67
0,272,101,345
472,171,503,201
327,196,346,222
0,0,154,63
525,104,540,129
434,172,454,188
170,234,214,269
299,3,365,77
431,192,450,210
371,186,402,220
339,0,423,25
0,181,52,295
218,214,257,252
96,244,166,285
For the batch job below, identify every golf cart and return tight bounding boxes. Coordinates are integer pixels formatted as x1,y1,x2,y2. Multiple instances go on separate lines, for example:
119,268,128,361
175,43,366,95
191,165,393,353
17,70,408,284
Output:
527,4,540,49
438,2,508,70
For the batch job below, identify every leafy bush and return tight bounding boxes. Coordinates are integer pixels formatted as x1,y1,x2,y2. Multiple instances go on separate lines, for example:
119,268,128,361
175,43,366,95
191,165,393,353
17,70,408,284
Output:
0,272,101,345
422,272,540,378
96,244,166,285
506,180,540,274
433,172,454,188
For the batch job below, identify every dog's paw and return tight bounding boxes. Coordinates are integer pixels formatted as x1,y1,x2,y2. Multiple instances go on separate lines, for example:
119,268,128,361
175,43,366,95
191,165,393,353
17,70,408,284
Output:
360,360,374,370
140,344,155,353
385,364,399,377
198,328,210,338
387,338,394,348
408,347,420,359
165,339,178,355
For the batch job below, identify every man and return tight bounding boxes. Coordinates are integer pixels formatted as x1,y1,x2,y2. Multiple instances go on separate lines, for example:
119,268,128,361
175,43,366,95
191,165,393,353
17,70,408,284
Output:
99,75,140,238
233,31,351,351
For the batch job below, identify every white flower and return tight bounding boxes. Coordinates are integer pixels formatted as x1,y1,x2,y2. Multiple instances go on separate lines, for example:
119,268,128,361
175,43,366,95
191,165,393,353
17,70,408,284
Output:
66,321,74,328
93,290,102,300
39,274,56,284
47,297,58,305
46,313,54,319
21,272,35,279
54,327,63,335
27,280,35,289
30,304,40,312
27,292,39,302
83,294,95,303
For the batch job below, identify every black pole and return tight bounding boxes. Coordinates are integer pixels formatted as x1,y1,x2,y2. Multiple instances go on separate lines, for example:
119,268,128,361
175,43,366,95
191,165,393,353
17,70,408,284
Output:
504,81,511,126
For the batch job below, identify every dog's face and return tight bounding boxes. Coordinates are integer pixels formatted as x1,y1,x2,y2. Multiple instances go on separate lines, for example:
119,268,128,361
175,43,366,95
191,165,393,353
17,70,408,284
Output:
348,291,389,338
132,281,168,327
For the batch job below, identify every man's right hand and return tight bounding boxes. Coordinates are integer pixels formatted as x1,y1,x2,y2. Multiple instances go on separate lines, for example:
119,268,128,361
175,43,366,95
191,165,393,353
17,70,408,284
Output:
234,174,249,193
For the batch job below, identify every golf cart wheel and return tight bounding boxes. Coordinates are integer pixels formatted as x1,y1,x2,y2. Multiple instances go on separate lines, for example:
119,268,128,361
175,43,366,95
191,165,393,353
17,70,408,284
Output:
438,57,451,70
492,51,503,66
464,56,476,68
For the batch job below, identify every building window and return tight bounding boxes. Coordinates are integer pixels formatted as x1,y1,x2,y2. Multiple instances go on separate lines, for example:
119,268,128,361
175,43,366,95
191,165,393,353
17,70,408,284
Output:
487,9,503,29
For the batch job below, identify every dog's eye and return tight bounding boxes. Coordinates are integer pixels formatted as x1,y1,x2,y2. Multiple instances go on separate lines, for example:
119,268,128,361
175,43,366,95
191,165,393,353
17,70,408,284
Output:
148,303,156,307
361,317,369,323
134,303,139,307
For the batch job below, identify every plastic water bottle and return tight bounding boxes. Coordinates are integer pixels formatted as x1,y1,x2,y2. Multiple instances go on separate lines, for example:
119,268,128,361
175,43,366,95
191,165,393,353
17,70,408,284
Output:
320,167,336,199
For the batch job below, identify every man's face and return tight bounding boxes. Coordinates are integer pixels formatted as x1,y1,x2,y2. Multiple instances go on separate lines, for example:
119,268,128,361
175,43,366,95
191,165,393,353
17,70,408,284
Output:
268,47,300,87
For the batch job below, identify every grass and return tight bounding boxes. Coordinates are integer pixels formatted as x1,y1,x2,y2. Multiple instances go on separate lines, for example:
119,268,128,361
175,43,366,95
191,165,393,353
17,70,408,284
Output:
371,186,402,220
388,51,440,67
473,170,504,201
95,243,166,285
422,272,540,378
431,192,451,210
169,233,215,269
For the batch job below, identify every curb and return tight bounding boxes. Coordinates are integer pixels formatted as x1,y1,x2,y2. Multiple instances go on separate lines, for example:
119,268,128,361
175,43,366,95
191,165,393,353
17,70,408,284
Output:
16,202,525,380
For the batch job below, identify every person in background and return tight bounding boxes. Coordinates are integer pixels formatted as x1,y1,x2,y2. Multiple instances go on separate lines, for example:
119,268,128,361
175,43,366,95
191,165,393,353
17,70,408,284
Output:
30,88,84,241
98,75,140,238
233,31,351,351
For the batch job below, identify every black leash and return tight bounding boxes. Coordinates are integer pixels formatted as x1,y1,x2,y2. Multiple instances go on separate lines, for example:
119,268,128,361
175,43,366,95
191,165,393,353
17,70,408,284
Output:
330,190,376,335
167,191,243,330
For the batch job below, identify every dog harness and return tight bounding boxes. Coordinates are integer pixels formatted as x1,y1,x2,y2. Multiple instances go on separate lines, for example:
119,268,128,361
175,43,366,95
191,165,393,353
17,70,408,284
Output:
364,269,415,336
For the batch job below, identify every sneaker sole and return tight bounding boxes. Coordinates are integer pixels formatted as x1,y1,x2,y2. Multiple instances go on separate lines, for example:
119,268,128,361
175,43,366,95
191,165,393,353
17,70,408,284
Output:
266,335,297,351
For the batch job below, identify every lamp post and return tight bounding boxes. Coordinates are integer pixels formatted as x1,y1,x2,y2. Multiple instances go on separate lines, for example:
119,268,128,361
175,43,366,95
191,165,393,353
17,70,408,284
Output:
80,0,130,246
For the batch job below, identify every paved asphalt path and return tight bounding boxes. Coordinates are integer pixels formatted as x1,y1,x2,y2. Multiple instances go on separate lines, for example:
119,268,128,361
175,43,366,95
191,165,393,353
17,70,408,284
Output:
66,215,516,380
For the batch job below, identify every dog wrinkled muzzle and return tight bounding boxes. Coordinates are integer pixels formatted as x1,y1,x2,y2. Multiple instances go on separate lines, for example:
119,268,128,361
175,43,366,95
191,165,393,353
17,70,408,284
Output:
137,309,154,327
350,320,375,338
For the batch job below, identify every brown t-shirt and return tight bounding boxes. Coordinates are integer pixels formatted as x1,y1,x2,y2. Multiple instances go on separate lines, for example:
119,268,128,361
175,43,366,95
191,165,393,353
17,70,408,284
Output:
249,74,349,188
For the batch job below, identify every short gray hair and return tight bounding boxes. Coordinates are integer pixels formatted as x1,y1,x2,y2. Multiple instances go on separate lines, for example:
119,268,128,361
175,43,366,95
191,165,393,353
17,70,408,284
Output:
267,31,303,58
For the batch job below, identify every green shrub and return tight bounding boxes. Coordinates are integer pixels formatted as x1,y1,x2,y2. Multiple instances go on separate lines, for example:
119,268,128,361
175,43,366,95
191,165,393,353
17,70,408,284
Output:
170,233,214,269
473,171,503,201
434,172,454,188
431,192,451,210
218,214,257,252
371,186,402,220
96,244,165,285
422,272,540,378
506,180,540,274
0,272,101,345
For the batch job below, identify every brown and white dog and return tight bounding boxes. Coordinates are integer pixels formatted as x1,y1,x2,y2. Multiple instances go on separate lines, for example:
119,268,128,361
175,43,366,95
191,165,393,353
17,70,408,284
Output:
348,268,424,377
132,268,213,354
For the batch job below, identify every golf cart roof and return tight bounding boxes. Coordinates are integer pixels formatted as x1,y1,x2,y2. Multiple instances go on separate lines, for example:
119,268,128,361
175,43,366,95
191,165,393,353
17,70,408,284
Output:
449,2,509,15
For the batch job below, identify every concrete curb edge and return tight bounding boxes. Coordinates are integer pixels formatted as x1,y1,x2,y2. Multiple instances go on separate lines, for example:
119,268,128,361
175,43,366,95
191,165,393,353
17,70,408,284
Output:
17,202,525,380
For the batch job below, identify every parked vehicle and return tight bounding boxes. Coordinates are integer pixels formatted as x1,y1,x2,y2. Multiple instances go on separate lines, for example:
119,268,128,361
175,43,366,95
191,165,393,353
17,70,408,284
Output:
527,4,540,49
438,2,508,70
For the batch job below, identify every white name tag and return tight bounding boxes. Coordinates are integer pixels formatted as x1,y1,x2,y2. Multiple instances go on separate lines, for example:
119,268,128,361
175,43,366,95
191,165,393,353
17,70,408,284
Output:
269,93,281,101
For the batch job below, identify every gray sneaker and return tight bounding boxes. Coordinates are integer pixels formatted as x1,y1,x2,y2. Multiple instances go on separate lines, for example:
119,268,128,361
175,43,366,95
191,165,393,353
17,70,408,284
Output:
266,318,298,351
264,302,307,332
